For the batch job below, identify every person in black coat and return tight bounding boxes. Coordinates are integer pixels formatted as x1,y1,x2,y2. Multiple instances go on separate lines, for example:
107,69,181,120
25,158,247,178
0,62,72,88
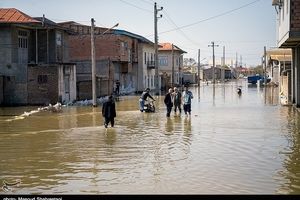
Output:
164,88,174,117
102,95,116,128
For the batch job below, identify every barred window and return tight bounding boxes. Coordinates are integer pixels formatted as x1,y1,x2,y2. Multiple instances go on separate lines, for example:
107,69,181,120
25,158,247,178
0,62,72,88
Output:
18,30,28,49
38,75,48,84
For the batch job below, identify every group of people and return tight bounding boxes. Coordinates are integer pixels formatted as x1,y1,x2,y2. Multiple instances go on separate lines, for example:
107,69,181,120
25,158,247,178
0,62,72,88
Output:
101,86,194,129
164,86,193,117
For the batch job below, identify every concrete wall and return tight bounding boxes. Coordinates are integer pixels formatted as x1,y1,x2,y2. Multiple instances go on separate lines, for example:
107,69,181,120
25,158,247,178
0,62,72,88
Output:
183,73,196,84
76,60,113,100
0,25,28,105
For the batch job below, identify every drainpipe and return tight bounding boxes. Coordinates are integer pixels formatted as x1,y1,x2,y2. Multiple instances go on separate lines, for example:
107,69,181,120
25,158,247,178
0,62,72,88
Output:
35,29,38,64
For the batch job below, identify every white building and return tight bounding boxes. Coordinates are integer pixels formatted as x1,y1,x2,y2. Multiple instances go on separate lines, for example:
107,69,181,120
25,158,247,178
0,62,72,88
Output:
158,43,186,90
137,42,156,92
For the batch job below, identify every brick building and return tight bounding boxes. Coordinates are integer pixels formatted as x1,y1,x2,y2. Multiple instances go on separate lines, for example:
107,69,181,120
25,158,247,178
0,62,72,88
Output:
59,22,154,99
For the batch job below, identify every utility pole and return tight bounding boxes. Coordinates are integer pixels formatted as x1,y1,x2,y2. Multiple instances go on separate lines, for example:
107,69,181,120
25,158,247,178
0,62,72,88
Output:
198,49,200,87
222,46,225,82
154,2,163,95
240,55,243,67
223,46,225,66
172,43,174,87
264,46,267,86
208,41,219,84
91,18,97,107
235,52,238,68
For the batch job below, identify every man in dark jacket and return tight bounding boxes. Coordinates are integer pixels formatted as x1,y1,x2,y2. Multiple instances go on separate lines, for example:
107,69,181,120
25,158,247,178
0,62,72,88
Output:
173,87,182,115
164,88,173,117
102,95,116,128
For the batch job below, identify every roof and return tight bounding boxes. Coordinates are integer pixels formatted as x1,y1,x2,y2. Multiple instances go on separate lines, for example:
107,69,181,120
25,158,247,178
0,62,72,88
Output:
34,17,57,26
158,43,187,54
0,8,40,23
113,29,154,44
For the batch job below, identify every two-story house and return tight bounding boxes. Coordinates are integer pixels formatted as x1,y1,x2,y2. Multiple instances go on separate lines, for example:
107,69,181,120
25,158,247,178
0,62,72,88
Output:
137,41,156,93
0,8,76,106
272,0,300,106
59,21,154,99
158,43,186,90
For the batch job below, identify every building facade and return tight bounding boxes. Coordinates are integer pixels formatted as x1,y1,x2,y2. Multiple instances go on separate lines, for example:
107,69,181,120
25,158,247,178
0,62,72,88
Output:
137,43,156,93
158,43,186,90
59,22,154,98
273,0,300,106
0,8,76,106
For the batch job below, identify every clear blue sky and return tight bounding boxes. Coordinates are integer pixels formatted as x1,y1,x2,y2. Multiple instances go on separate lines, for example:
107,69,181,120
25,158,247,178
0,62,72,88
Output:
1,0,276,67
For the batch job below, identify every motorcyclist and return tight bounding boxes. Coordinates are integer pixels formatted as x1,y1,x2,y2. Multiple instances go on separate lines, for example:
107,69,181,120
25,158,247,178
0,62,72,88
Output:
139,88,155,112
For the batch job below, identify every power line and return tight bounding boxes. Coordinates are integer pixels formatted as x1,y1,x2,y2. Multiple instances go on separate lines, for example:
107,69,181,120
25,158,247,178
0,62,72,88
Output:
162,10,202,47
139,0,153,5
147,0,261,37
119,0,152,13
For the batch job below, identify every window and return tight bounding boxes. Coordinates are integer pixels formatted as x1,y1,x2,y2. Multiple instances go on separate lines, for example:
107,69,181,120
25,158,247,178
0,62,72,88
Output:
18,30,28,48
38,75,48,84
147,76,150,88
159,56,168,66
144,52,147,64
56,32,62,46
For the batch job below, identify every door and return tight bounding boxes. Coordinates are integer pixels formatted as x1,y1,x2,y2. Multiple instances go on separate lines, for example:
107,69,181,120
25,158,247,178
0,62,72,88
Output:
18,30,28,64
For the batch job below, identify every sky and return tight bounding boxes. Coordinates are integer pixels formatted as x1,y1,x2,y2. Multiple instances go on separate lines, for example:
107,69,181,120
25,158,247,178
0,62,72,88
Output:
1,0,277,67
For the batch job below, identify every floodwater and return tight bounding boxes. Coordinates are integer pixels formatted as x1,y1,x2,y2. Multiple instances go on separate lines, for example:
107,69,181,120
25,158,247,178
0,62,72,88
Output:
1,80,300,194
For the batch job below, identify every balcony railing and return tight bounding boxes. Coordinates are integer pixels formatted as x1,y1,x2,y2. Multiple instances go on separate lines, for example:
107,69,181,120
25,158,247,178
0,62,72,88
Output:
147,61,155,69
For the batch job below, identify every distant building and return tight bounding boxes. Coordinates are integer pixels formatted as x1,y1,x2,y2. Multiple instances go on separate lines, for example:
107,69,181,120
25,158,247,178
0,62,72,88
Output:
203,66,232,81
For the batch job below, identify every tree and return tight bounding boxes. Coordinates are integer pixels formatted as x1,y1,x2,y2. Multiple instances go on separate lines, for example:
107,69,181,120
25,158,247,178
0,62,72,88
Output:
250,65,264,75
183,58,197,67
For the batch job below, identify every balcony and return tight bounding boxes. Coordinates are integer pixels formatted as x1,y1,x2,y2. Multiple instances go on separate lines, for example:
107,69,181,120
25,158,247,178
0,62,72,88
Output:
147,61,155,69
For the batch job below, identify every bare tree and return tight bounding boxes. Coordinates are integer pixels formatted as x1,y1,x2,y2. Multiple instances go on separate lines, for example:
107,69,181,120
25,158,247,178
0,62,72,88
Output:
183,58,197,68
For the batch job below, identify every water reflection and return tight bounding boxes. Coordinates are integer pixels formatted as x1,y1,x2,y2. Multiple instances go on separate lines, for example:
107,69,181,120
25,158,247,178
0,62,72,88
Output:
183,116,191,134
277,107,300,194
1,80,300,194
165,118,174,134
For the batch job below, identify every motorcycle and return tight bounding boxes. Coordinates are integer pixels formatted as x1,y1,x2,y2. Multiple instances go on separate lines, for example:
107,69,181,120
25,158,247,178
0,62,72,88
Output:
143,100,156,113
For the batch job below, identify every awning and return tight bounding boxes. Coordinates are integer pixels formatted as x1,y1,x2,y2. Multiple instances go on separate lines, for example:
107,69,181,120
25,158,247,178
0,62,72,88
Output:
266,48,292,62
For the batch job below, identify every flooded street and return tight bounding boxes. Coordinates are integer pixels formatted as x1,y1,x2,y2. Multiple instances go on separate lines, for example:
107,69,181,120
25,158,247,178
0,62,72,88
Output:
1,80,300,194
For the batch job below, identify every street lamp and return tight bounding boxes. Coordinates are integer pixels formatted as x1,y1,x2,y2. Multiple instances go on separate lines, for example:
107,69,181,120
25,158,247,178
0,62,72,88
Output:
91,20,119,107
